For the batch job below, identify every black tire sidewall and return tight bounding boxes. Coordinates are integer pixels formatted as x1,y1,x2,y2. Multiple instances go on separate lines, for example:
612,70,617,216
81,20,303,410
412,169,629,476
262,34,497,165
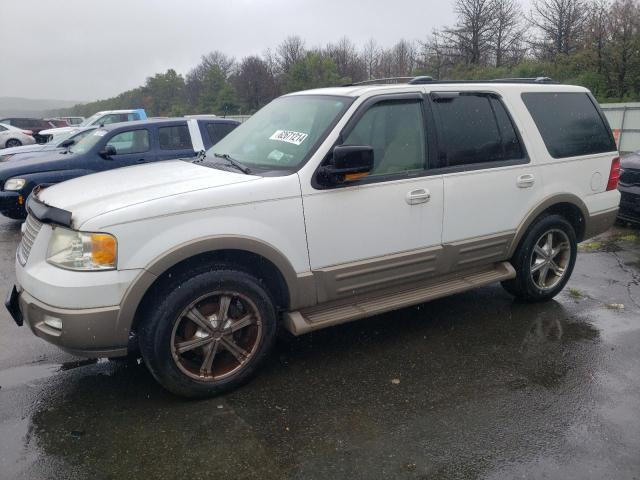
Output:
511,214,577,301
6,139,21,148
139,269,278,398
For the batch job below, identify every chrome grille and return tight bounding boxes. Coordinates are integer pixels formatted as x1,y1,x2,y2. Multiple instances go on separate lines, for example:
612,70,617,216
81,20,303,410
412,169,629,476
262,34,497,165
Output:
17,215,43,266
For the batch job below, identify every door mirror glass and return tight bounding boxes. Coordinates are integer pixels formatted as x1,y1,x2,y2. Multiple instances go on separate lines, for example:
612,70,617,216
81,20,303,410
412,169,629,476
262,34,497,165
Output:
318,145,374,186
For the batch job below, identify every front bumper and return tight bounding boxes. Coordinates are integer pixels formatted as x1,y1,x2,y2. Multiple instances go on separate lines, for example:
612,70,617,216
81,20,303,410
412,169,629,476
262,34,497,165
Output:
7,286,128,358
0,191,25,216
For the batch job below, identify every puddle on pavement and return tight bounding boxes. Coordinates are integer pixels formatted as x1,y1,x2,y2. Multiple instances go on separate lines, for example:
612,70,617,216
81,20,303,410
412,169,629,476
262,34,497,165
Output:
0,359,98,390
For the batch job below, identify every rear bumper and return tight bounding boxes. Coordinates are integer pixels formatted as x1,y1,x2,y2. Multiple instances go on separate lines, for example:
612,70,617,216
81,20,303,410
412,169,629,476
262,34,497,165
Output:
584,207,619,239
9,287,128,358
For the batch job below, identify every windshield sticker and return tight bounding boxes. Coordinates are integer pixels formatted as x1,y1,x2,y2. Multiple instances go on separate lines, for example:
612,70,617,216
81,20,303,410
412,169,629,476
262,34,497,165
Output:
269,130,308,146
267,149,285,162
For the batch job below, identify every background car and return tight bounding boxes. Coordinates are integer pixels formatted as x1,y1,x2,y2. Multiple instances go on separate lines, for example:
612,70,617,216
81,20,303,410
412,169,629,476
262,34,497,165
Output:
0,116,238,219
618,152,640,223
39,108,147,142
0,126,97,162
0,118,57,143
0,123,36,149
53,116,85,126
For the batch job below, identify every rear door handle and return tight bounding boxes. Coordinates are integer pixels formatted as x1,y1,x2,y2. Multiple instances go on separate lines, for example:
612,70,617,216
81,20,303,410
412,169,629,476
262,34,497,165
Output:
516,174,535,188
405,188,431,205
137,158,147,163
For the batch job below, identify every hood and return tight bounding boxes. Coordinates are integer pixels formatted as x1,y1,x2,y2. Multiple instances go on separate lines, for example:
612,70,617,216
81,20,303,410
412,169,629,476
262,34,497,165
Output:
0,144,47,158
0,150,78,179
40,126,76,136
37,160,259,225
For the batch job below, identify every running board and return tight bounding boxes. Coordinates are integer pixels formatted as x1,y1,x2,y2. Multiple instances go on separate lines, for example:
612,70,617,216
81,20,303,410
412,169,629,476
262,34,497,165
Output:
284,261,515,335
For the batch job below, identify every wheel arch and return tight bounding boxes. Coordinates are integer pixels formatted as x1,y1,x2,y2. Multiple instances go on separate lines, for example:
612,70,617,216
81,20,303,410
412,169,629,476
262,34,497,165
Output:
118,236,316,334
508,194,588,257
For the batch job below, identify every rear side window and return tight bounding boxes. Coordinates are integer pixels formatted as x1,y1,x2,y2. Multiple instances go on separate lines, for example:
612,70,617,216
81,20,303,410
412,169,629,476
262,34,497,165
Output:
521,92,616,158
159,125,193,150
432,93,524,167
206,123,238,145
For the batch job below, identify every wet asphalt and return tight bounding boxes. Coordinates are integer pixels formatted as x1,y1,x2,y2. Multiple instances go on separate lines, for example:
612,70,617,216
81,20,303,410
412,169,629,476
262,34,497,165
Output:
0,216,639,480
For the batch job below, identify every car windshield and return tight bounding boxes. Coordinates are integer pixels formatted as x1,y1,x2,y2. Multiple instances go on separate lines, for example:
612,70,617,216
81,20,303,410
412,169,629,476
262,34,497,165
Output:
57,128,95,146
79,112,104,127
207,95,351,171
68,129,107,154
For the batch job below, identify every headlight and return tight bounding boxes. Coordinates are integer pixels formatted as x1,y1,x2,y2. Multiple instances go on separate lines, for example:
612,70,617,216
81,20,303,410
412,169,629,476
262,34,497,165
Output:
4,178,26,191
47,228,117,271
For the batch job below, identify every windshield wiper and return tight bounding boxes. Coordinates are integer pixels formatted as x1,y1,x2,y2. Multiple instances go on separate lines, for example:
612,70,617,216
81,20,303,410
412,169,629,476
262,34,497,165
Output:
213,153,251,174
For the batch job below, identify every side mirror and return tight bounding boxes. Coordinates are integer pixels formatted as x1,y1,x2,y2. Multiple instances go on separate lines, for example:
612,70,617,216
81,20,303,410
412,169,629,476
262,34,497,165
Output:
99,145,117,159
59,139,75,148
318,145,374,186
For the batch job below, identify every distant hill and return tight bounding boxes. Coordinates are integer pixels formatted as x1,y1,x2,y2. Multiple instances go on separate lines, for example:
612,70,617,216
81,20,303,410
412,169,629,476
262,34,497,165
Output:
0,97,83,118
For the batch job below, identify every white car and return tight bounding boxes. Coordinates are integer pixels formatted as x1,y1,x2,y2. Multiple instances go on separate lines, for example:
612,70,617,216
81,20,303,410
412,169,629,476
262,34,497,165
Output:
7,78,620,397
39,109,147,142
0,123,36,149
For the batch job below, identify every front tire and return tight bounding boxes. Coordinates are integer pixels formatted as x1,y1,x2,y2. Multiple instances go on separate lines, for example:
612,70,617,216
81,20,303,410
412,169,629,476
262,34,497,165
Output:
502,214,577,302
139,267,278,398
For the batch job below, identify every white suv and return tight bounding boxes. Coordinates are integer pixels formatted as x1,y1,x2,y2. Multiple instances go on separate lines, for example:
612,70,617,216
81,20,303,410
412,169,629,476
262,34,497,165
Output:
6,78,620,397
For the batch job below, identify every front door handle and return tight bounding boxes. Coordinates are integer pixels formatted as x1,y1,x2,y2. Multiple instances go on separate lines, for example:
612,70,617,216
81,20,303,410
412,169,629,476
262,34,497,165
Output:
137,158,147,163
516,174,535,188
405,188,431,205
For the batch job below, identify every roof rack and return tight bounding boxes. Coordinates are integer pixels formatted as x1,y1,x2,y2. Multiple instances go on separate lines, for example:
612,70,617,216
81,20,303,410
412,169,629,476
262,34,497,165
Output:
342,76,557,87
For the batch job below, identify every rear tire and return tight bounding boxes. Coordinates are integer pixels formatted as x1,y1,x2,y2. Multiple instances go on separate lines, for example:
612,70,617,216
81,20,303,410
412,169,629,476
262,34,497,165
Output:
139,267,278,398
5,139,22,148
502,214,577,302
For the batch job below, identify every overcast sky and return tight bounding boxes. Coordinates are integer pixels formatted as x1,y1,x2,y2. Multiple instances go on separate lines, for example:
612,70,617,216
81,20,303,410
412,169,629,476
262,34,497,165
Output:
0,0,531,103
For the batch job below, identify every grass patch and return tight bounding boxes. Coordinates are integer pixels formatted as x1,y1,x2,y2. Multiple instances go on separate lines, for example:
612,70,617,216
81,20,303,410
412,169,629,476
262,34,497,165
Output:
568,288,583,299
615,233,638,242
579,241,603,251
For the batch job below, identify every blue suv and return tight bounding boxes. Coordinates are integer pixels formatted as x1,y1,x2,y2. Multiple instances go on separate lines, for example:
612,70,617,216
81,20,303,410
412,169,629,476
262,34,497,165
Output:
0,117,239,219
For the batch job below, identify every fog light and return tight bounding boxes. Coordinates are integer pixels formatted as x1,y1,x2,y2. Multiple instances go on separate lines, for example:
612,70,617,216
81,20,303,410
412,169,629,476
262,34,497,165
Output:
43,315,63,330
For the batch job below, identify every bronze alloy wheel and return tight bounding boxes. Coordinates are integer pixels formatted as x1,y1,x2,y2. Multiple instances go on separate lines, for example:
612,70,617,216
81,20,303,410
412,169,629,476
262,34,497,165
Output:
529,229,572,291
170,291,263,381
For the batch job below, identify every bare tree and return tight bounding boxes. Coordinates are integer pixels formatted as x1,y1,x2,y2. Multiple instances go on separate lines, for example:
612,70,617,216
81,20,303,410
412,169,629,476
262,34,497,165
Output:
585,0,611,73
233,56,278,112
444,0,498,65
361,39,380,79
492,0,526,67
607,0,639,98
390,39,416,75
417,29,456,79
325,37,366,82
529,0,588,58
276,35,306,74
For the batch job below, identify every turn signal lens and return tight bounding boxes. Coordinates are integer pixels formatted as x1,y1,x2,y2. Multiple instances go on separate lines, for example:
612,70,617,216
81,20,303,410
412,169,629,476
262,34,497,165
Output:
606,157,621,191
91,234,117,266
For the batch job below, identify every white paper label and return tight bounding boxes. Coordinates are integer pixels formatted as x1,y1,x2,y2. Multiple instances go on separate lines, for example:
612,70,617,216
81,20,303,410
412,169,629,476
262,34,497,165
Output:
269,130,308,146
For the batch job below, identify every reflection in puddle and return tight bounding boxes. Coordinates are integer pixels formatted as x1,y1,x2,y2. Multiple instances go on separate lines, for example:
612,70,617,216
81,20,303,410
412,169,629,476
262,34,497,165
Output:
519,312,600,387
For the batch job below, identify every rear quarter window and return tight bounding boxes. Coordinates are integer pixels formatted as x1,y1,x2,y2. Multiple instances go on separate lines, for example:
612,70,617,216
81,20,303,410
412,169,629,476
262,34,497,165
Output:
521,92,616,158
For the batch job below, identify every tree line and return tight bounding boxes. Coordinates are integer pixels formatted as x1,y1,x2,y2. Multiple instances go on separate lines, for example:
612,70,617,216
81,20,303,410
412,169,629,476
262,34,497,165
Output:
55,0,640,118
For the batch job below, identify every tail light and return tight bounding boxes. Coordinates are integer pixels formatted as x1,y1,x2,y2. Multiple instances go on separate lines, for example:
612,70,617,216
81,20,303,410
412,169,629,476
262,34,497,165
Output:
22,129,33,136
606,156,621,191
